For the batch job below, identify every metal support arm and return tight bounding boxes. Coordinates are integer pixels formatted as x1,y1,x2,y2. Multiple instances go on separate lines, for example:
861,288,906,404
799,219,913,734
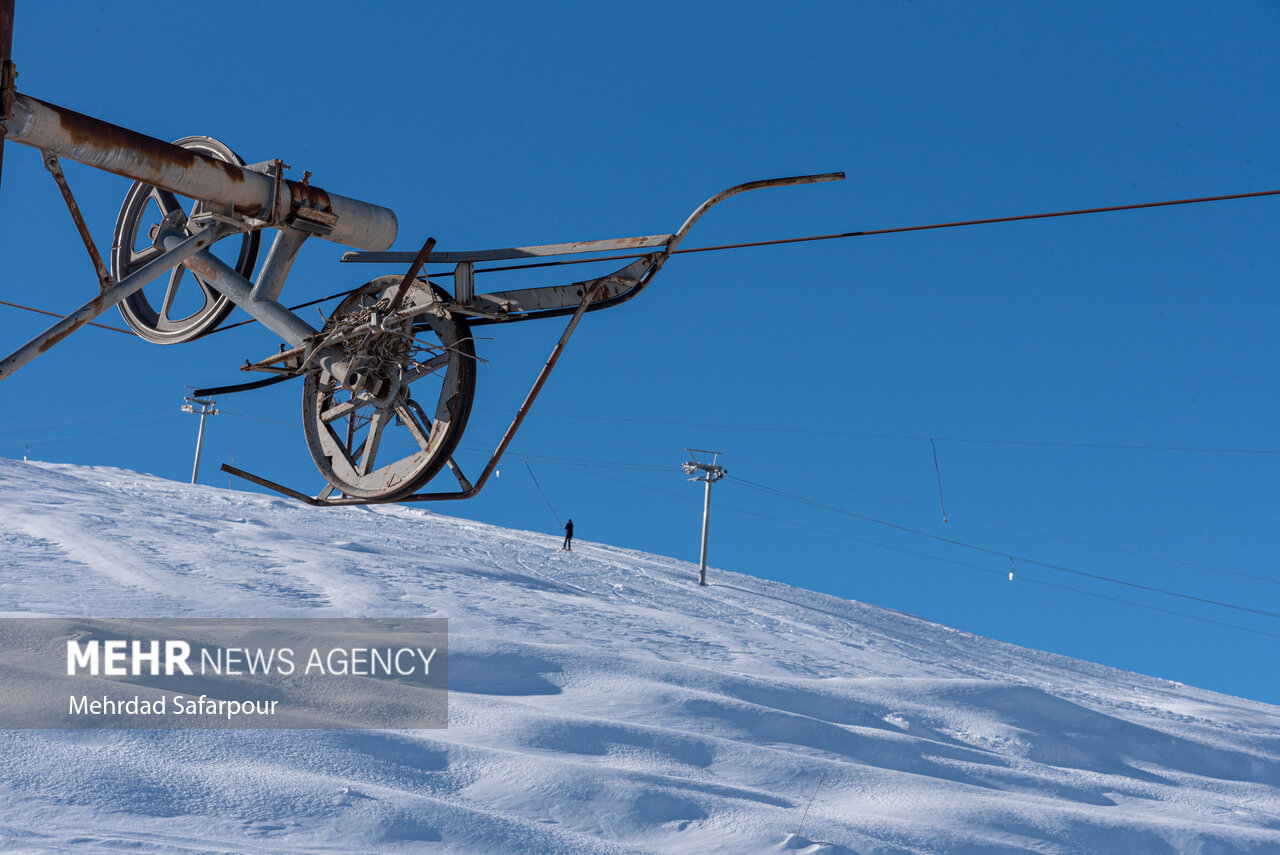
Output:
41,151,113,292
0,224,233,382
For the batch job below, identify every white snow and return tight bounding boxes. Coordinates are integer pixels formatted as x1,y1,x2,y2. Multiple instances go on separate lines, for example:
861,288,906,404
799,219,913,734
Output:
1,457,1279,853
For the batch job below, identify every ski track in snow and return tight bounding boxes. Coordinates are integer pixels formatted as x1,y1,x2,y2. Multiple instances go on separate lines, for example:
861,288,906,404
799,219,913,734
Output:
0,458,1278,853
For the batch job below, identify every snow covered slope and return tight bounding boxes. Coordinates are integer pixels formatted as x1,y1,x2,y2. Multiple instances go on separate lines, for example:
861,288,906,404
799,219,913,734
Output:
1,457,1278,854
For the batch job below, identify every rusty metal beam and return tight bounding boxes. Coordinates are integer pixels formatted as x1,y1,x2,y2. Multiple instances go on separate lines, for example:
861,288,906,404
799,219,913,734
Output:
385,236,436,314
0,0,12,67
1,93,398,251
0,0,14,194
41,152,113,292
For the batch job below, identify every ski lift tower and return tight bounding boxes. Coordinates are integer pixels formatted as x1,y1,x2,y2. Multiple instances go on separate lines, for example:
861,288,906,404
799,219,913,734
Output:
181,395,218,484
682,449,726,586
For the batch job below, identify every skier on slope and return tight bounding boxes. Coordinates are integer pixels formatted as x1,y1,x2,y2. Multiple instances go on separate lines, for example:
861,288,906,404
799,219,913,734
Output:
563,519,574,552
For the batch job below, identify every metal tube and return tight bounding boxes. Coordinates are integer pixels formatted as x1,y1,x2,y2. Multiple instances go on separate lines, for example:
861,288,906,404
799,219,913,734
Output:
175,242,318,347
2,93,398,251
0,225,230,382
192,409,207,484
699,477,712,586
250,227,309,302
176,244,354,387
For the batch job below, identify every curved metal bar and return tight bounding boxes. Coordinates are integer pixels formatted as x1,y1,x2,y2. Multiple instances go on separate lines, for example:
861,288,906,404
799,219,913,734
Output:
193,374,296,398
665,172,846,257
466,171,845,327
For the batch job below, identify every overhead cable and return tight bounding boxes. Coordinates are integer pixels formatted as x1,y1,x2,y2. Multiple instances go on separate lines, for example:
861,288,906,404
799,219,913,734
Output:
506,447,1275,587
459,188,1280,275
544,460,1280,641
745,456,1279,587
526,410,1280,456
0,298,132,334
729,475,1280,621
524,457,562,526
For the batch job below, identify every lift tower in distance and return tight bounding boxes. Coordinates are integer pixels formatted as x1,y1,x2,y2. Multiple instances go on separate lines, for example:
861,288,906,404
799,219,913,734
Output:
683,449,726,587
181,396,218,484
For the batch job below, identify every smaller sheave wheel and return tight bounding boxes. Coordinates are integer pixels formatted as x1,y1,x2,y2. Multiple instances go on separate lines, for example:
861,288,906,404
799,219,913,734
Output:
302,276,477,501
109,136,261,344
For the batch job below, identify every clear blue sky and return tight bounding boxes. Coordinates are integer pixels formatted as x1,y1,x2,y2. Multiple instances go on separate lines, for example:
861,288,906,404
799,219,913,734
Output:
2,2,1278,703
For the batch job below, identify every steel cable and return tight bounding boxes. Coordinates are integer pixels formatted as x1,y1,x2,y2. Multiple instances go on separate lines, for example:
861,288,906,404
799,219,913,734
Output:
729,474,1280,621
543,459,1280,641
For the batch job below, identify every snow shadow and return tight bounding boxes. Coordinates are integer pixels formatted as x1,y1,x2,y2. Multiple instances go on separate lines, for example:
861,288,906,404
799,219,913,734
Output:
523,718,717,768
941,683,1280,786
449,649,564,696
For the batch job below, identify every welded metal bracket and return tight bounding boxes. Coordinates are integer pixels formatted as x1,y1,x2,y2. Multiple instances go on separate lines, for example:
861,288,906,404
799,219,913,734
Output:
243,157,289,229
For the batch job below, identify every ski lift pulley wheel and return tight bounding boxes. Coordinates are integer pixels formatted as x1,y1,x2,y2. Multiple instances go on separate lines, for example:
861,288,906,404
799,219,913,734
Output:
109,136,261,344
301,275,476,501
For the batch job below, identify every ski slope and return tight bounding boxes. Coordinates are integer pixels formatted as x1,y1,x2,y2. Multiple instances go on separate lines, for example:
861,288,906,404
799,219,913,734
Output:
1,457,1278,854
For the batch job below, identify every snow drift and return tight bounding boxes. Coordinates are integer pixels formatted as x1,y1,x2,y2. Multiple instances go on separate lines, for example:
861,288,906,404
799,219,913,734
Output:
1,457,1278,854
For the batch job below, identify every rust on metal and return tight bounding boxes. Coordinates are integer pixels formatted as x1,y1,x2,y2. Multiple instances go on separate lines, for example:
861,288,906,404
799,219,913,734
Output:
0,0,14,118
226,280,608,506
182,255,220,282
54,100,192,169
287,177,332,213
41,152,113,291
36,317,84,353
11,94,267,211
0,58,12,121
2,69,840,510
0,0,13,192
386,236,436,314
35,291,112,354
4,94,397,250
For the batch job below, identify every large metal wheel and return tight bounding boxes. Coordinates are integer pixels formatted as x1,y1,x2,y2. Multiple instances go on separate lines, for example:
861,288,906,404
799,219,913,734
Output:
302,275,477,501
110,136,261,344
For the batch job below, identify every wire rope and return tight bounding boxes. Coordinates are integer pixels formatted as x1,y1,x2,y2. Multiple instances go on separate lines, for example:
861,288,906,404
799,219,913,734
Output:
544,460,1280,641
729,474,1280,621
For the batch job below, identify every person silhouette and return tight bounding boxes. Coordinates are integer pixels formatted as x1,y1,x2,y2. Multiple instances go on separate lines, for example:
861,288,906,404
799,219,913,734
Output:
563,518,574,551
